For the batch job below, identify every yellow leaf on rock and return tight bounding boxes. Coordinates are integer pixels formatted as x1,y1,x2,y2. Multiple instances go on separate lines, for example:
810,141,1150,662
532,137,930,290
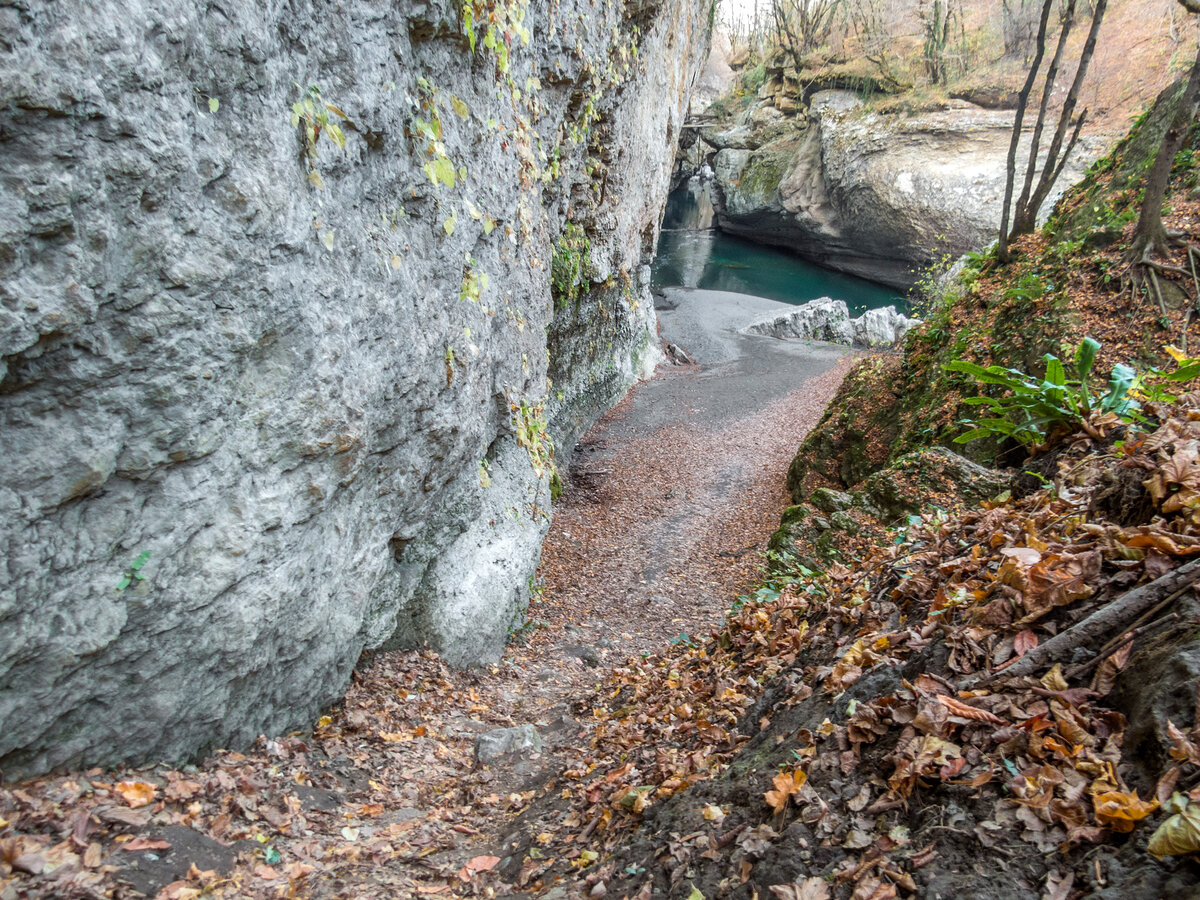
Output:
316,715,332,728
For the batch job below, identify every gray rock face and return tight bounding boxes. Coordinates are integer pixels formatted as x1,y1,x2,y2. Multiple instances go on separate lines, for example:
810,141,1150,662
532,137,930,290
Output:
710,92,1106,288
0,0,708,777
743,297,913,348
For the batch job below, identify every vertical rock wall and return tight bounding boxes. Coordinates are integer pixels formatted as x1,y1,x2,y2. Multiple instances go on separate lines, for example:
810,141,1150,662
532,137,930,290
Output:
0,0,709,777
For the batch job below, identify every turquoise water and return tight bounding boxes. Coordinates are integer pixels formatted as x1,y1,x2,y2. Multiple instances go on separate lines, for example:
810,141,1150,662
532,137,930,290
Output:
652,182,907,316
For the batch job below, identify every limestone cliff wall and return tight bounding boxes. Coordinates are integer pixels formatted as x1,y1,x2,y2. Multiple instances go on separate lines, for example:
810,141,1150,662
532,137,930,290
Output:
0,0,709,777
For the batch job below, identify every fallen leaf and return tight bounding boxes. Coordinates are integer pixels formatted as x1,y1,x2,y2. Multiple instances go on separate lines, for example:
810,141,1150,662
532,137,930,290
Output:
114,780,157,808
765,769,807,813
1040,665,1069,692
99,806,152,828
770,878,831,900
937,695,1006,724
1148,792,1200,856
1093,790,1158,833
122,838,171,852
1013,629,1038,657
458,855,501,881
158,883,202,900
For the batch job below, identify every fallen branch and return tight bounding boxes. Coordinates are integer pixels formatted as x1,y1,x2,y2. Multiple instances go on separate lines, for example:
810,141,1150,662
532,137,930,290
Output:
975,558,1200,684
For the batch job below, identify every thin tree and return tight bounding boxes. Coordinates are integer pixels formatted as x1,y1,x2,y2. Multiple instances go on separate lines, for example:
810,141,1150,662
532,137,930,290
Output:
920,0,958,85
1130,0,1200,263
771,0,840,75
997,0,1056,264
998,0,1108,261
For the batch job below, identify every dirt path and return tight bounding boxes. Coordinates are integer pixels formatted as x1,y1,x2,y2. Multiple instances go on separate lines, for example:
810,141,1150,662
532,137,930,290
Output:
0,292,858,900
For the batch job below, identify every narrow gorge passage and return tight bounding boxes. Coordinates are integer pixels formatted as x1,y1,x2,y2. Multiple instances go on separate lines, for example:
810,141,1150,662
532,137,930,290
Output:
532,323,854,674
297,310,860,898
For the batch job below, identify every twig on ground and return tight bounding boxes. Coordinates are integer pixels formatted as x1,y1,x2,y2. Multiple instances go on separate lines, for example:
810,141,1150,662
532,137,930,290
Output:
970,558,1200,685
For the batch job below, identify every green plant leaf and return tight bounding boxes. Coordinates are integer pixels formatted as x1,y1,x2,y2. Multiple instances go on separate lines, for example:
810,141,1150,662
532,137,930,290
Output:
1043,355,1066,386
462,2,476,52
954,427,993,444
443,213,457,236
208,97,219,113
450,94,469,119
1164,361,1200,381
1075,337,1100,380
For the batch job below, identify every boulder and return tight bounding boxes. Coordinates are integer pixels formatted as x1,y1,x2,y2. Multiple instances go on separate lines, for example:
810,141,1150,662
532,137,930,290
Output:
770,447,1007,571
0,0,711,777
1110,609,1200,792
474,725,543,765
743,297,915,349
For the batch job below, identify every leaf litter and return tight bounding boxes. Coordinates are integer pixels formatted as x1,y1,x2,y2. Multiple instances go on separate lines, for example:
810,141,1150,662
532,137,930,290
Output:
0,357,854,899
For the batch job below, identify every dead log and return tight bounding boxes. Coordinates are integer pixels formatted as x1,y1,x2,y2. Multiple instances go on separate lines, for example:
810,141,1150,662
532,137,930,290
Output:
981,557,1200,684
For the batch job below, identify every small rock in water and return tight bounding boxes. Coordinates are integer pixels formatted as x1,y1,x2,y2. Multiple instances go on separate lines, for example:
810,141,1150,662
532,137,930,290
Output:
474,725,543,765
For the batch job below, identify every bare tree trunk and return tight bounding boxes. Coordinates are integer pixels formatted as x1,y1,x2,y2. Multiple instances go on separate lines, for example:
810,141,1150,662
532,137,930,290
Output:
1011,0,1077,231
998,0,1056,264
1010,0,1108,237
1132,38,1200,260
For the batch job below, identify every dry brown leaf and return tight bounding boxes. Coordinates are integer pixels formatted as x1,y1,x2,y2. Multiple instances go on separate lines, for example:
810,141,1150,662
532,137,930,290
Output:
457,855,501,881
122,838,171,852
1093,790,1158,833
769,878,831,900
1040,665,1069,692
765,769,807,813
937,695,1006,724
114,780,157,809
1013,629,1038,657
1148,792,1200,857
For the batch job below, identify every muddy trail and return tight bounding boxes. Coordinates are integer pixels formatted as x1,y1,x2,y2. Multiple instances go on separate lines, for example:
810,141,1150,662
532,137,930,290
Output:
0,291,855,900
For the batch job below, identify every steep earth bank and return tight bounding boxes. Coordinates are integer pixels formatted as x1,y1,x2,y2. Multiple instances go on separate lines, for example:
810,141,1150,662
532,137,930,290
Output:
0,0,709,777
702,90,1106,288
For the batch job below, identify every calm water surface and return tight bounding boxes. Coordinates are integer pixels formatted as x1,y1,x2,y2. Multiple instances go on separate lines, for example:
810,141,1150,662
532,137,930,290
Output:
652,181,907,316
